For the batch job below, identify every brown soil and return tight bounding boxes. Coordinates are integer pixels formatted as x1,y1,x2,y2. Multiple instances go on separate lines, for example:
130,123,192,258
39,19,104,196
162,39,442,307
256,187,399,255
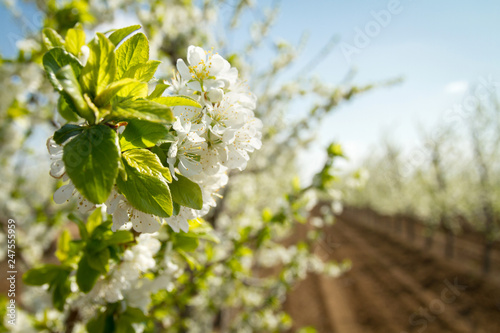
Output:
285,211,500,333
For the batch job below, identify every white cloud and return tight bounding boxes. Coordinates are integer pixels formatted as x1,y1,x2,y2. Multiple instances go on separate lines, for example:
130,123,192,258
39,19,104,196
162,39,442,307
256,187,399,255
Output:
444,80,469,94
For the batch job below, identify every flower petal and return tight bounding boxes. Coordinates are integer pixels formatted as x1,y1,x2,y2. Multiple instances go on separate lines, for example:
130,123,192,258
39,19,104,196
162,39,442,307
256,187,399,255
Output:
53,183,75,204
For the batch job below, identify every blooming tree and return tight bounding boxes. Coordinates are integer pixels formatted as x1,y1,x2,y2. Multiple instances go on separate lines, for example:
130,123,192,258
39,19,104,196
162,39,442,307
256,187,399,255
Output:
0,1,372,332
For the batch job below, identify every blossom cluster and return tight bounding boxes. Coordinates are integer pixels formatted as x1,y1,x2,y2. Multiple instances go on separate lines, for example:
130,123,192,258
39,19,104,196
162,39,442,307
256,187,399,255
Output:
48,45,262,233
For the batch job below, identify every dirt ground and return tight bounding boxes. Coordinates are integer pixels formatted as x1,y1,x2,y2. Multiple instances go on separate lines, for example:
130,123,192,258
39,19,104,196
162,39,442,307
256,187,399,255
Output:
285,209,500,333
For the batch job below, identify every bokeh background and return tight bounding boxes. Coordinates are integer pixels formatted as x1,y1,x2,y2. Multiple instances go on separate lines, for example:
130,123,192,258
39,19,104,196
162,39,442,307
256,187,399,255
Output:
1,1,500,332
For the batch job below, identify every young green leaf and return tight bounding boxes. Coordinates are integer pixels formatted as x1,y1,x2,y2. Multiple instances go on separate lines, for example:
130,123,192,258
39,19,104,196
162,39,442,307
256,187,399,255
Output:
65,26,86,56
86,207,103,235
115,33,149,80
55,229,72,262
116,81,148,99
52,272,71,311
68,213,89,240
119,119,170,151
76,254,101,293
152,96,201,108
108,25,141,46
103,230,134,247
86,248,110,274
169,174,203,210
172,233,199,252
53,124,84,145
42,28,65,50
80,33,116,97
23,264,67,286
43,47,83,91
148,81,170,99
57,96,80,122
94,78,137,107
63,125,120,204
110,97,174,123
123,149,172,182
122,60,161,82
117,149,173,217
54,65,95,123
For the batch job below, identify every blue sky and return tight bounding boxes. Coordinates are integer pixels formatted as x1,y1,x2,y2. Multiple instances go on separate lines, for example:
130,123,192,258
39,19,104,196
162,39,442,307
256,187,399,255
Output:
2,0,500,179
242,0,500,177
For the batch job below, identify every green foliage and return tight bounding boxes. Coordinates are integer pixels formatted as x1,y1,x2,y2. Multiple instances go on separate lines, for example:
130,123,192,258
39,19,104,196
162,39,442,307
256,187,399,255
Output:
42,28,65,50
169,174,203,210
117,149,173,217
80,33,116,98
119,119,173,151
110,97,174,123
115,33,150,80
65,26,86,57
153,96,202,108
108,25,141,46
53,124,84,144
5,2,365,330
63,125,120,204
23,265,72,311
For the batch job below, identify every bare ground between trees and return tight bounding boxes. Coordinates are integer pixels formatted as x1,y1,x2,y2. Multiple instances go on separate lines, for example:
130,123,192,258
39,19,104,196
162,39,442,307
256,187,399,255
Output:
285,211,500,333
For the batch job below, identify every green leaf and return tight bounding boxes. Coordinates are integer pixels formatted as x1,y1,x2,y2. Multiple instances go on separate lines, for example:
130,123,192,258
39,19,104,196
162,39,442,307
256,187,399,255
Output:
123,307,148,322
87,311,115,333
177,250,201,270
43,47,82,91
68,213,88,240
110,97,174,123
115,33,149,80
108,25,141,46
55,229,71,262
153,96,201,108
115,319,135,333
80,33,116,97
116,81,148,99
65,26,86,56
151,145,172,167
172,201,181,216
89,221,113,242
119,119,170,151
94,78,136,107
53,124,84,145
122,60,161,82
63,125,120,204
42,28,65,50
87,248,110,274
103,230,134,247
55,65,95,123
169,174,203,210
57,96,79,122
23,265,66,286
76,254,101,293
186,219,220,243
172,233,199,252
148,81,169,99
122,149,172,182
86,208,102,234
117,149,173,217
52,272,71,311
